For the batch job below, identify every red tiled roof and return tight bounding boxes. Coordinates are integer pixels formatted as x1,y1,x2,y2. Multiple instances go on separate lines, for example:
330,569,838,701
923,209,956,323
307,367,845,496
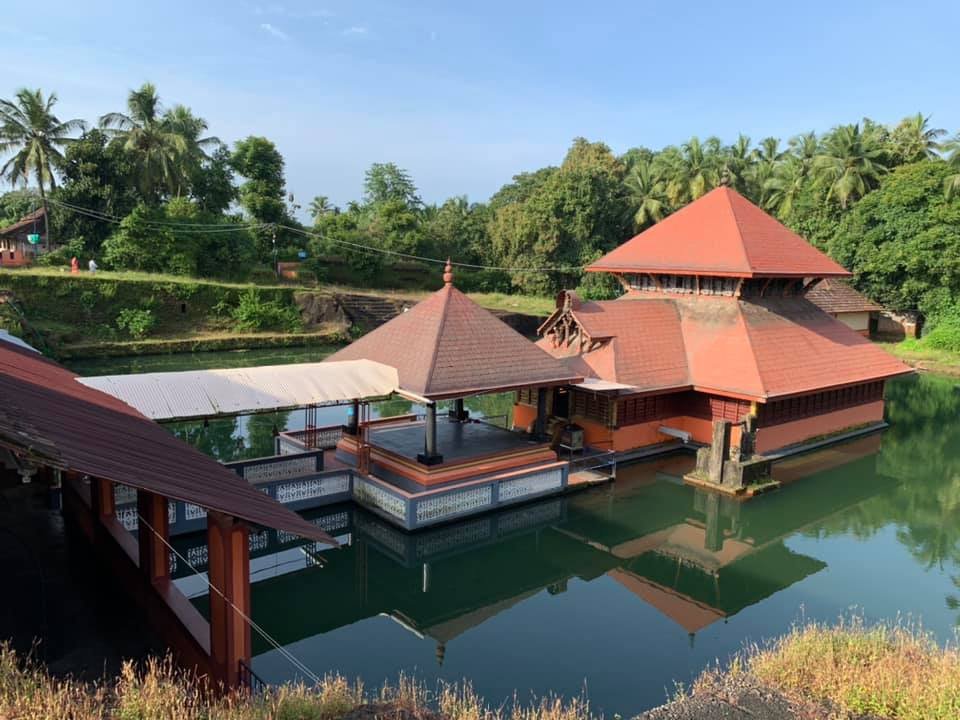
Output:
537,300,689,392
0,340,334,544
806,279,882,315
539,295,911,401
587,188,851,278
327,281,581,400
0,207,45,237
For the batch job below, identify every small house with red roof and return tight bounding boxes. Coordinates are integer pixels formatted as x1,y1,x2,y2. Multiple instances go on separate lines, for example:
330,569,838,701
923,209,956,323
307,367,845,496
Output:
526,187,911,469
0,207,49,267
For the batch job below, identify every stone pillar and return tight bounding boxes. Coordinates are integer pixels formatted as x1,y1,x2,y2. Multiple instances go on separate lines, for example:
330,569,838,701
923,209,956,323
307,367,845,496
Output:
137,489,170,584
534,388,548,440
207,511,251,689
707,420,732,485
418,403,442,465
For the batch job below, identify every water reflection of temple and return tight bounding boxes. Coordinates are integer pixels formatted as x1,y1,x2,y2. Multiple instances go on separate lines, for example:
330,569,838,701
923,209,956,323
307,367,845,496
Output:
173,435,896,658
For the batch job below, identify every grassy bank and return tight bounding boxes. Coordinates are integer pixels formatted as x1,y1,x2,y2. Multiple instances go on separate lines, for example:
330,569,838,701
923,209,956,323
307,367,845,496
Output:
0,268,552,358
880,339,960,377
691,618,960,719
0,645,591,720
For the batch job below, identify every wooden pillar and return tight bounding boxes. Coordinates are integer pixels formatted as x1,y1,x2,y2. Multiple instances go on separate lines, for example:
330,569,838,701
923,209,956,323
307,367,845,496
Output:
534,388,547,440
89,477,115,519
207,511,251,689
136,490,170,584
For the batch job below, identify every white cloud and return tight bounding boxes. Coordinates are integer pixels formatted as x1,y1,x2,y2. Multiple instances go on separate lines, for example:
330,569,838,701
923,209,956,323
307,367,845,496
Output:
342,26,368,36
259,23,289,40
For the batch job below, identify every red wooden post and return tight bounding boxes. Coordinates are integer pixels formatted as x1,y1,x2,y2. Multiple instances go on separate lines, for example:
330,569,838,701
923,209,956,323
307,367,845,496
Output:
89,477,115,519
207,511,251,688
137,490,170,584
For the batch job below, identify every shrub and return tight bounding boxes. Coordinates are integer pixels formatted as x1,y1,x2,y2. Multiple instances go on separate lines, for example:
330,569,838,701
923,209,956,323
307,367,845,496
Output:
35,238,85,267
231,288,302,332
248,266,278,284
116,308,156,339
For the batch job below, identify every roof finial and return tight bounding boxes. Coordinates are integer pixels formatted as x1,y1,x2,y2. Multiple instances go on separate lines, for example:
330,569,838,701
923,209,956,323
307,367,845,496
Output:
443,258,454,286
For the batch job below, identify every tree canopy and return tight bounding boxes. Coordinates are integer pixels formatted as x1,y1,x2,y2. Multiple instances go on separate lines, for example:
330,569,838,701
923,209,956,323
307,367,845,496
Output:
3,83,960,330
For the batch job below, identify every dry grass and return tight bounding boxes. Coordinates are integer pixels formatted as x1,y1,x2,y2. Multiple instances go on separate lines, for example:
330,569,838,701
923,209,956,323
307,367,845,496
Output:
0,645,595,720
694,618,960,720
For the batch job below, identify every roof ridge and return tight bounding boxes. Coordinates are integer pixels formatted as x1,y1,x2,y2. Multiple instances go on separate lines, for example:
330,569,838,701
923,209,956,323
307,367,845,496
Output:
737,303,769,399
720,188,753,276
422,285,456,397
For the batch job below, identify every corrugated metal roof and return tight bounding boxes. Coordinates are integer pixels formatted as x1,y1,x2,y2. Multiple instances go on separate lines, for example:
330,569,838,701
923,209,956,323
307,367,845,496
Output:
0,330,38,353
78,359,399,421
0,342,335,545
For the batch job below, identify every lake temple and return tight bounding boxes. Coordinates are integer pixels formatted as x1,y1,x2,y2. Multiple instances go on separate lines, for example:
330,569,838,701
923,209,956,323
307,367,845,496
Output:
528,187,912,489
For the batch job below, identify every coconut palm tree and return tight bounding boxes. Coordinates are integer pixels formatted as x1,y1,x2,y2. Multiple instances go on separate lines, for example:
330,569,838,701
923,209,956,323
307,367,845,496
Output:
892,113,945,164
763,132,819,219
667,136,719,205
813,124,888,209
943,133,960,200
0,88,86,240
720,134,754,196
309,195,337,220
624,158,670,230
100,83,188,199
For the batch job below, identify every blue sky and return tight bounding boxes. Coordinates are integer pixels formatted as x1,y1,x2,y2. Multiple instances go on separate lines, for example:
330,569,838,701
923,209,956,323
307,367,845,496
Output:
3,0,959,214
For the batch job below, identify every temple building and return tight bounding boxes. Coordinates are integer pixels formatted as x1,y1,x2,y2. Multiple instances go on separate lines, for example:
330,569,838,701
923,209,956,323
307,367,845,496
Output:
528,187,911,460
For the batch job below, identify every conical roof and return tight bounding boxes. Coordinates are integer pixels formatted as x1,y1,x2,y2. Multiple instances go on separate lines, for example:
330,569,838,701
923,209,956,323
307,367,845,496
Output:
327,265,581,400
588,187,850,278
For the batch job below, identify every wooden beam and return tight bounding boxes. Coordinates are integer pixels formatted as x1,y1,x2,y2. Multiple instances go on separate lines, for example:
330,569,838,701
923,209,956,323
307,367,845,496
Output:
90,477,115,519
137,489,170,585
207,511,251,689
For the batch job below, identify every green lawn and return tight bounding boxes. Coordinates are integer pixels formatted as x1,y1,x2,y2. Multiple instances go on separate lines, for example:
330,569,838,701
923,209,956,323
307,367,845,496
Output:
878,339,960,375
1,267,555,316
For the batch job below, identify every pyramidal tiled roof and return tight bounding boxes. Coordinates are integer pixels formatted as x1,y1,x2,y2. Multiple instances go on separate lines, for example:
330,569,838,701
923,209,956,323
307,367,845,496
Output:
539,295,911,400
327,266,581,400
588,187,851,279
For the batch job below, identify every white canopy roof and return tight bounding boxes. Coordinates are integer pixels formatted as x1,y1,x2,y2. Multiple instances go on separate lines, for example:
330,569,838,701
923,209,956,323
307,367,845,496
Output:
0,330,38,353
574,377,637,393
77,359,400,421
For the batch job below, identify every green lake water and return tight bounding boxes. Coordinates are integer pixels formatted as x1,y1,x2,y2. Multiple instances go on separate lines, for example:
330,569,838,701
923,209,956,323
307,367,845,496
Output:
72,352,960,716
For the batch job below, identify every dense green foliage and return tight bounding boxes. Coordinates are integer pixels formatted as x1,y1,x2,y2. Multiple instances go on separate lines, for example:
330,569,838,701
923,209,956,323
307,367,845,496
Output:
4,83,960,333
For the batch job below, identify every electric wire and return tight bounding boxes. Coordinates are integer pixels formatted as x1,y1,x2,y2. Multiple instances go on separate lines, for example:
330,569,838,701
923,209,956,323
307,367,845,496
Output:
43,198,591,274
136,513,323,685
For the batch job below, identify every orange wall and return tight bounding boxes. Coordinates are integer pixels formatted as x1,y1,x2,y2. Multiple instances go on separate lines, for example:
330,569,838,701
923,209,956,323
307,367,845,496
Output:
754,400,884,454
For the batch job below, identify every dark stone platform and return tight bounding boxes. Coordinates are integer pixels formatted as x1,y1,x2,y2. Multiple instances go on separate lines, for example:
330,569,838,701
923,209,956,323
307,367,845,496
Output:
369,419,543,464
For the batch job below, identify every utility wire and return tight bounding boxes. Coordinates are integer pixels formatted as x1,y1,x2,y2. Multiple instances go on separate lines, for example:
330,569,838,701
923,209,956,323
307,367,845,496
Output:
137,513,323,686
45,198,590,273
